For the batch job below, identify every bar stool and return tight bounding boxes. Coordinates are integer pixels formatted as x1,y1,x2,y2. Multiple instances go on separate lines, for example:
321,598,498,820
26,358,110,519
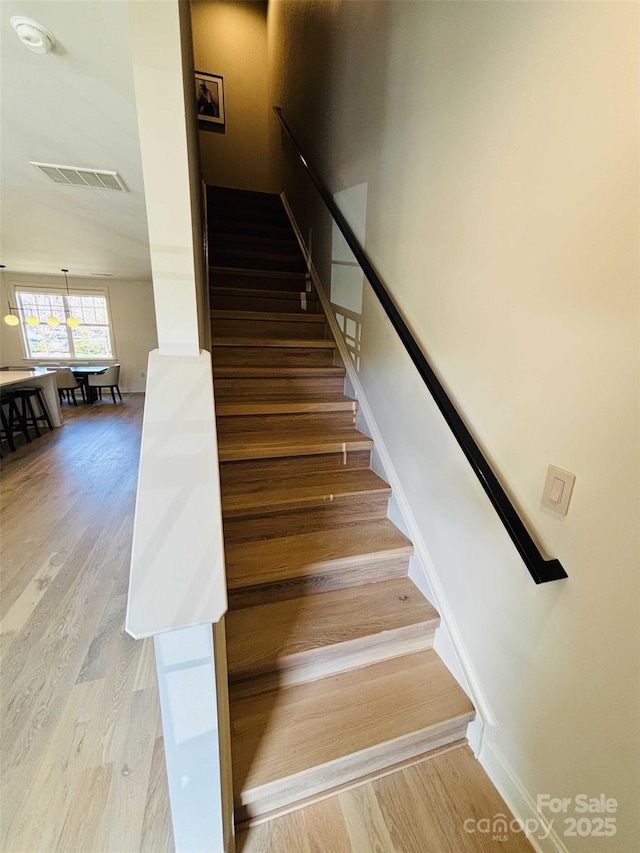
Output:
11,387,53,437
0,398,17,452
0,391,32,446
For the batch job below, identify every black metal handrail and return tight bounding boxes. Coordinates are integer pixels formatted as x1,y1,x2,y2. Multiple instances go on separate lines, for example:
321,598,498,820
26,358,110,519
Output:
273,106,567,584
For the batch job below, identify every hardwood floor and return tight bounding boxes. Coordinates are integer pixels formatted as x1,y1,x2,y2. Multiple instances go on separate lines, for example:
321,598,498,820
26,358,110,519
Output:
237,746,534,852
0,396,173,853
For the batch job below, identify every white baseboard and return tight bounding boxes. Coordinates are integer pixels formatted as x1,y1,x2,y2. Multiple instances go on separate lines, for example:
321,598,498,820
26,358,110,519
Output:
280,191,563,852
479,738,570,853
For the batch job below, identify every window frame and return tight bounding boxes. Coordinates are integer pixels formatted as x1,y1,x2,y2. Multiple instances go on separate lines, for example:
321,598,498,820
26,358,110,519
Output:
14,285,117,363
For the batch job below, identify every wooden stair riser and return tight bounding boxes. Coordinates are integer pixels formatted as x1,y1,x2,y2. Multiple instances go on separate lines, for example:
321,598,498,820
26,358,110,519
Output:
208,205,290,225
212,254,306,274
219,460,388,517
217,438,372,463
212,318,327,341
211,291,320,314
212,245,304,264
214,375,346,400
216,411,357,435
222,486,390,522
210,273,311,292
213,346,334,368
216,418,372,461
227,554,411,610
229,618,436,700
215,399,356,416
208,194,287,214
209,220,294,240
219,452,372,481
209,203,287,221
211,235,300,254
229,584,438,698
209,185,281,199
221,497,393,543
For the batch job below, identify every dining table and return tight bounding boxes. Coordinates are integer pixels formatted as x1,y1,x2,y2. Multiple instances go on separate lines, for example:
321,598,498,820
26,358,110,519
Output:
0,369,63,426
69,365,109,404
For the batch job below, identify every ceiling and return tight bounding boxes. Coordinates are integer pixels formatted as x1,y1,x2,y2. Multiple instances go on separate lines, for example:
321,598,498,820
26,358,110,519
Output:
0,0,152,279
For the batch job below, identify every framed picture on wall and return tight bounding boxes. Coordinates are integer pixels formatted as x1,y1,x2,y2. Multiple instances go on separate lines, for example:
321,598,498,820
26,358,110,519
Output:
195,71,225,126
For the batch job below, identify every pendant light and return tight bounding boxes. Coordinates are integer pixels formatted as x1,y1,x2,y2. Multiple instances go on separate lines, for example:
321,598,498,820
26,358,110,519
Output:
61,269,79,327
1,265,20,326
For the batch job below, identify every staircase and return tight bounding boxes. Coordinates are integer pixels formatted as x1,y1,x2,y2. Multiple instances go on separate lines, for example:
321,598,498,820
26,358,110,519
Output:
208,185,475,828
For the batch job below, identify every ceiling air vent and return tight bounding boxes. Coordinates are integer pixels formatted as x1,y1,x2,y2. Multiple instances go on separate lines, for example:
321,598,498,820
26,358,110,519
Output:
30,162,128,192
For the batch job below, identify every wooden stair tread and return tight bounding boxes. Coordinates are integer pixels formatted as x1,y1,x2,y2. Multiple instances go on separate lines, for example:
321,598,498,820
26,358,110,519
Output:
231,649,474,802
213,248,303,262
210,267,307,279
220,463,386,491
211,310,324,323
212,337,335,349
225,519,411,590
215,407,369,462
220,466,388,515
211,234,299,250
216,396,357,416
213,366,344,379
226,577,439,682
210,287,315,298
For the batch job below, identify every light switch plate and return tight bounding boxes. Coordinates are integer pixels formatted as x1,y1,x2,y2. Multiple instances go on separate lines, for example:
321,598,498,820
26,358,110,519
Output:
542,465,576,516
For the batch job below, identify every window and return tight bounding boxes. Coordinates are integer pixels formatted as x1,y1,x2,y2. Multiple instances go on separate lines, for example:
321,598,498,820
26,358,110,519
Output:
16,290,114,360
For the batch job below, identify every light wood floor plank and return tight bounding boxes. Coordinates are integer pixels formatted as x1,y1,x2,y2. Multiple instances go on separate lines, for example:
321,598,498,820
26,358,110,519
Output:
340,784,395,852
0,397,170,853
237,746,534,852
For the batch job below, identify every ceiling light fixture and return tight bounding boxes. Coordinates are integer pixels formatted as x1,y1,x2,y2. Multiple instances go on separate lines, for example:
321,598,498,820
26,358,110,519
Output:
2,266,20,326
62,269,79,327
10,16,55,55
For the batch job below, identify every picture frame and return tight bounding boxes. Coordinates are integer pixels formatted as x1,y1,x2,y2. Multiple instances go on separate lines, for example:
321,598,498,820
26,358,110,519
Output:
195,71,225,126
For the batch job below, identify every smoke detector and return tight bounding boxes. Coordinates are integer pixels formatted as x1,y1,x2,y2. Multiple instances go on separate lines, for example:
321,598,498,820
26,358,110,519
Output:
10,17,56,54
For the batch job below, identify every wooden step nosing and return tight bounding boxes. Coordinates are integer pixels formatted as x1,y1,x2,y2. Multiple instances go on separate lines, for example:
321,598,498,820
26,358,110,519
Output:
234,741,468,831
235,713,475,816
218,437,373,462
215,400,358,416
213,366,344,378
229,624,439,699
210,288,318,301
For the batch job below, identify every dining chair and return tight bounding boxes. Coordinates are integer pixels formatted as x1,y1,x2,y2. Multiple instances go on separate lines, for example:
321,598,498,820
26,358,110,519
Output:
87,364,122,403
55,367,85,405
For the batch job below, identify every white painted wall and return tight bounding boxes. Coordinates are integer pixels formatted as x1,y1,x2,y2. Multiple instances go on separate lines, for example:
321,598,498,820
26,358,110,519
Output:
0,272,157,392
269,1,640,849
191,0,279,193
128,0,200,357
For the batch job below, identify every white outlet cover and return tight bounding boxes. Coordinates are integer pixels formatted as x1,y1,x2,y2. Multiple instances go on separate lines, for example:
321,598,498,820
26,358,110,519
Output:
542,465,576,517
